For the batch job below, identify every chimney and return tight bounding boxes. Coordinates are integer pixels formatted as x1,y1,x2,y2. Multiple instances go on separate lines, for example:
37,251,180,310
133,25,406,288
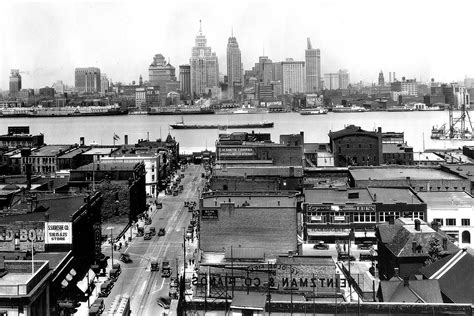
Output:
442,237,448,250
412,241,417,253
414,219,421,231
124,135,128,145
44,212,49,222
377,127,382,133
403,277,409,287
374,193,377,202
21,148,32,190
394,267,399,277
80,137,85,146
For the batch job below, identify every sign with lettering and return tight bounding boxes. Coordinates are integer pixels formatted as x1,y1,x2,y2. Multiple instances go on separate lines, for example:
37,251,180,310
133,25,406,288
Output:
45,222,72,244
308,204,375,212
218,147,255,157
201,209,218,220
0,222,45,252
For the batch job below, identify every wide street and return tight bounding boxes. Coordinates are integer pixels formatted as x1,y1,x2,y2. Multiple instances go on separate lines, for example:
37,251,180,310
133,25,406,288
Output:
99,163,204,315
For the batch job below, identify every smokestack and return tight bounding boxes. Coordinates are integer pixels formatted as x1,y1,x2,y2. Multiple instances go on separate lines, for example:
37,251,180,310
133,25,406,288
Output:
80,137,85,146
21,149,32,190
124,135,128,145
414,219,421,231
393,72,396,81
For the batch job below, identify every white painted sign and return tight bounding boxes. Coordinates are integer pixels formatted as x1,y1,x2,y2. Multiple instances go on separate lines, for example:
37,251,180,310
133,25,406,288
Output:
46,222,72,244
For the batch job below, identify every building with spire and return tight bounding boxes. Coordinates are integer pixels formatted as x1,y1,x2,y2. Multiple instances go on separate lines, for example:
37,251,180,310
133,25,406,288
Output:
190,20,219,97
305,38,321,93
226,28,242,99
378,70,385,86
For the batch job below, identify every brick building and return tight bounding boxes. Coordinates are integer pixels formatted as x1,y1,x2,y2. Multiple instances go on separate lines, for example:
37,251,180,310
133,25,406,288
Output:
329,125,383,167
0,126,44,149
199,191,300,257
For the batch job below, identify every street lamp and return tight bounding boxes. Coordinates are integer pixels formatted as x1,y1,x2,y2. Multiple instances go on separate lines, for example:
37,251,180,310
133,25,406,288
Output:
107,226,115,266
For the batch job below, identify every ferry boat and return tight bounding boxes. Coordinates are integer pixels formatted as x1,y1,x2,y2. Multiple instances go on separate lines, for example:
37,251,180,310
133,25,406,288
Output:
147,106,214,115
0,104,128,117
332,105,367,113
300,108,328,115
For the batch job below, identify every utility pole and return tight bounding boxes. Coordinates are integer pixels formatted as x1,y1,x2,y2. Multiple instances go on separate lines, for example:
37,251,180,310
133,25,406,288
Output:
107,227,115,266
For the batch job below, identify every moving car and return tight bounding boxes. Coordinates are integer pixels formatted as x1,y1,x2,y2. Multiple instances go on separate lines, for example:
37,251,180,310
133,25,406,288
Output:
151,259,160,271
120,253,132,263
337,252,356,261
156,297,171,309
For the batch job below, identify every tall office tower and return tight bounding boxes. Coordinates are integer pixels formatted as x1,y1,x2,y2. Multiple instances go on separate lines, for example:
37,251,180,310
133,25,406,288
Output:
101,73,109,93
338,69,350,89
389,72,392,84
179,65,191,98
75,67,101,93
148,54,177,90
378,70,385,86
323,73,339,90
9,69,22,95
190,20,219,97
305,38,321,93
226,30,242,98
281,58,306,94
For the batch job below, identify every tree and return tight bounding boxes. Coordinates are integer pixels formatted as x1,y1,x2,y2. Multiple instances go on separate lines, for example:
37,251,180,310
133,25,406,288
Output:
424,237,443,265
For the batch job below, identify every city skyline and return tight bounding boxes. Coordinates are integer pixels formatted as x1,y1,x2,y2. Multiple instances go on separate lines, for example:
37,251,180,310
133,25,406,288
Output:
2,0,474,90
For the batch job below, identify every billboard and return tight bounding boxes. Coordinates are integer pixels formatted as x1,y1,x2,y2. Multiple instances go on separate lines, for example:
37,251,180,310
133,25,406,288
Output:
0,222,45,252
218,147,255,157
45,222,72,244
201,209,218,220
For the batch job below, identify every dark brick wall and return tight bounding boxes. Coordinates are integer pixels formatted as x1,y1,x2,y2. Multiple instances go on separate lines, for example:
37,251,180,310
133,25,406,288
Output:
200,203,297,257
332,135,382,167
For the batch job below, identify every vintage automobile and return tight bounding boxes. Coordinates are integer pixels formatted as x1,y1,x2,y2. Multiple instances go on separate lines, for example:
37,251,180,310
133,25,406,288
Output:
313,240,329,250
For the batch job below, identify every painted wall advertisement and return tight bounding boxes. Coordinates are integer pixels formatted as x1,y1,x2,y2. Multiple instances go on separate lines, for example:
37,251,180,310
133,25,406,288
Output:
0,222,45,252
218,147,255,157
45,222,72,244
201,209,218,220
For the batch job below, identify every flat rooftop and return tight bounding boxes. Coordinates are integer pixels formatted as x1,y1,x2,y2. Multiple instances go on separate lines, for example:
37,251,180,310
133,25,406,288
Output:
367,187,423,204
58,147,89,159
30,145,72,157
214,166,303,177
4,195,87,222
202,194,297,208
83,147,117,155
350,167,463,181
304,188,373,204
74,162,137,171
382,143,413,153
413,152,444,162
417,191,473,208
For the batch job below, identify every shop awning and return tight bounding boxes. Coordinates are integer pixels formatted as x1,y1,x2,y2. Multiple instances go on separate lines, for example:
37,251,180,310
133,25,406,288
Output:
307,229,350,236
76,269,96,293
354,231,376,238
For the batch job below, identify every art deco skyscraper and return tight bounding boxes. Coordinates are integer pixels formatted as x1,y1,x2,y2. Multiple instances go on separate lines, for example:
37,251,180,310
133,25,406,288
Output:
305,38,321,93
226,30,242,97
190,21,219,97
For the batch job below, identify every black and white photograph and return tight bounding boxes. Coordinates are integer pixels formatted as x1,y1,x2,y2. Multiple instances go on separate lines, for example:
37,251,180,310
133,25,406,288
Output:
0,0,473,315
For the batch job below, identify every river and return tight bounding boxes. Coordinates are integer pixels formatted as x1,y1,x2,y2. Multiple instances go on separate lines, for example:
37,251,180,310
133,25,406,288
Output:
2,111,474,153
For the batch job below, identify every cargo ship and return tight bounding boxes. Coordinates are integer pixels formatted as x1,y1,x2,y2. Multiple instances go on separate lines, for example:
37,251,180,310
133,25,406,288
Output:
147,106,214,115
170,120,274,129
0,104,128,117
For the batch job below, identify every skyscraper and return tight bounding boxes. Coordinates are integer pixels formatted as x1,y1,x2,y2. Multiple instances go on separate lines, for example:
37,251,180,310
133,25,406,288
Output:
101,73,109,93
75,67,101,93
226,30,242,98
338,69,350,89
281,58,305,94
9,69,22,95
148,54,177,90
179,65,191,99
378,70,385,86
190,21,219,97
305,38,321,93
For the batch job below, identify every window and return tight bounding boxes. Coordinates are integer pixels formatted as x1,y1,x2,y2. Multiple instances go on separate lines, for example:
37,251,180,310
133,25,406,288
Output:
446,218,456,226
347,144,350,148
462,219,470,226
358,144,362,148
151,175,155,181
462,231,471,244
434,218,443,225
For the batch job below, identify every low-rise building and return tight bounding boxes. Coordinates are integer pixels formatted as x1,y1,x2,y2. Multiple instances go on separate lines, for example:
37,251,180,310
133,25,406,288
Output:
22,145,74,175
413,152,445,166
303,187,426,243
382,143,413,165
417,191,474,248
0,126,44,149
376,218,458,280
349,166,470,193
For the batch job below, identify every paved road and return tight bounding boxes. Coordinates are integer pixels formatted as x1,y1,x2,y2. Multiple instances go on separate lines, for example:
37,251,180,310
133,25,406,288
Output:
100,164,204,315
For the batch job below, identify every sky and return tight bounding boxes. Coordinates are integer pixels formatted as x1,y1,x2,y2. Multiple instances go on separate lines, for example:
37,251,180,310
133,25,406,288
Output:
1,0,474,90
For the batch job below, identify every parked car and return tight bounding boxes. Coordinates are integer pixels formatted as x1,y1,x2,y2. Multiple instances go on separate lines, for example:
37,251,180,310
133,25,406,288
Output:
120,253,132,263
89,298,105,314
156,297,171,309
149,227,156,236
98,281,113,297
151,259,160,271
337,252,356,262
109,268,120,281
158,228,166,236
313,241,329,250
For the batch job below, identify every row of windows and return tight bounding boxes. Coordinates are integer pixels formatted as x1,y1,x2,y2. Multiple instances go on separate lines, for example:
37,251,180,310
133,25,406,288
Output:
416,186,466,192
307,211,425,223
23,157,56,164
433,218,471,226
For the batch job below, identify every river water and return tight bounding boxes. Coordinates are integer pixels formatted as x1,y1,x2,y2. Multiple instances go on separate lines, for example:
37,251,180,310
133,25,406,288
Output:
2,111,474,153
